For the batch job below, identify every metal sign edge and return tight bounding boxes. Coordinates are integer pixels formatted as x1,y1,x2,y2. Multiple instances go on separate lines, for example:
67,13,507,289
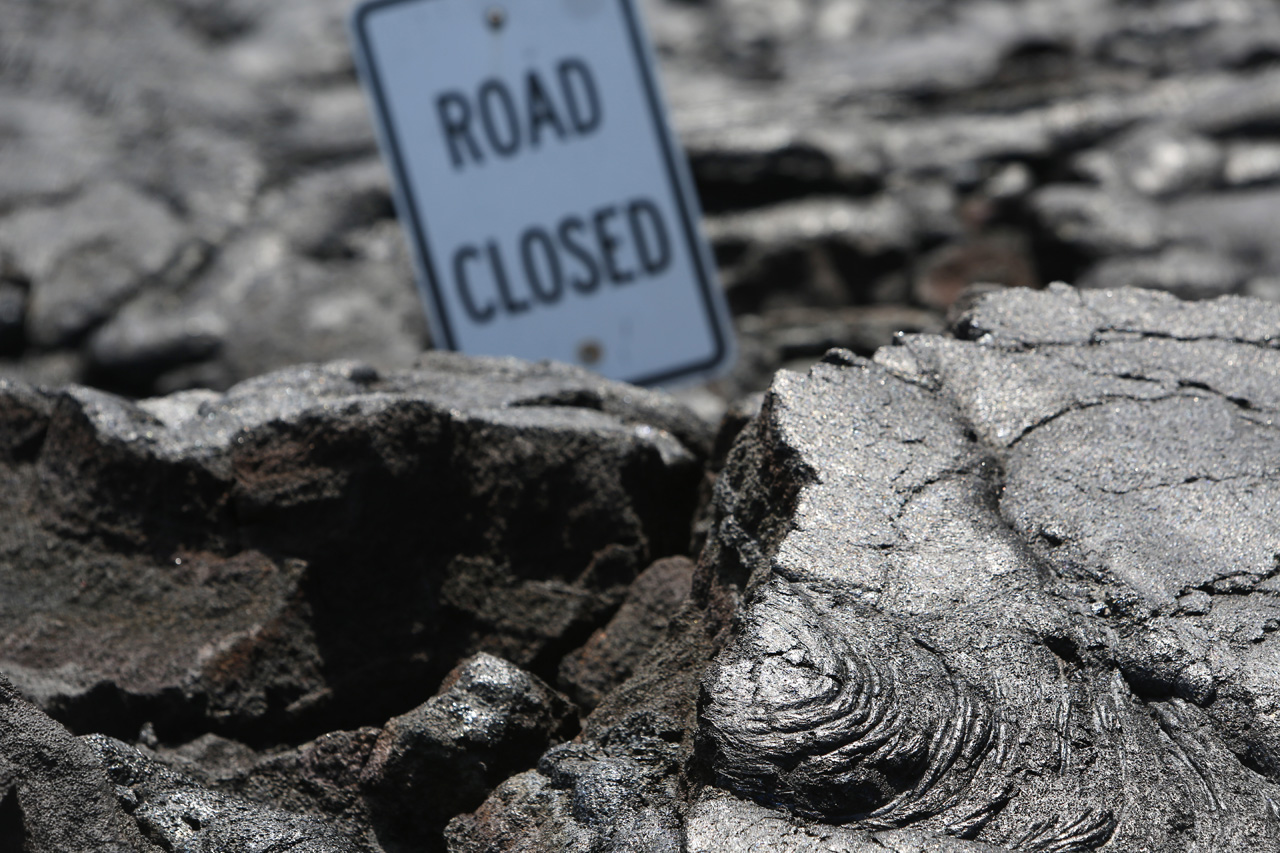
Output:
349,0,457,352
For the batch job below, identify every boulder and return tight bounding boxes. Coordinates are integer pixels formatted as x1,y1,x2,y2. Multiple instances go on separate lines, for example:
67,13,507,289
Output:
0,670,153,852
455,286,1280,851
89,733,359,853
360,653,576,852
0,356,709,743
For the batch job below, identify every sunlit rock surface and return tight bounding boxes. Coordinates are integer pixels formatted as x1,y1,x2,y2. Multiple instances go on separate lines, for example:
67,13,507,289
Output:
453,286,1280,852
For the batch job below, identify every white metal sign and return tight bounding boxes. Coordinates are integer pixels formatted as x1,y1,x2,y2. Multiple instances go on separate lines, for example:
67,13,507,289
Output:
350,0,736,386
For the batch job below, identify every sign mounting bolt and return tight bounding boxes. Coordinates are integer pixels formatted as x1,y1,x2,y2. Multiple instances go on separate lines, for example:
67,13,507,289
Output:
577,340,604,366
485,6,506,29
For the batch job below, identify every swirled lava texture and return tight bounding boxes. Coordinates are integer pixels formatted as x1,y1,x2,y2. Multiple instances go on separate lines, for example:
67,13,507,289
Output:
696,285,1280,851
447,286,1280,853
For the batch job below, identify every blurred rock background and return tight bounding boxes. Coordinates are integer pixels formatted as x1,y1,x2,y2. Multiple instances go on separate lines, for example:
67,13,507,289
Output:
3,0,1280,402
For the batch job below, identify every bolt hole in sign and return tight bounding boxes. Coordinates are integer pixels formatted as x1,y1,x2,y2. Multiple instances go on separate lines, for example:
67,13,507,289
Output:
350,0,736,386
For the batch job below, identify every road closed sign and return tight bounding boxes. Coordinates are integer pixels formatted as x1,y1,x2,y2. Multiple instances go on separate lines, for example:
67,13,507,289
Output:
350,0,736,386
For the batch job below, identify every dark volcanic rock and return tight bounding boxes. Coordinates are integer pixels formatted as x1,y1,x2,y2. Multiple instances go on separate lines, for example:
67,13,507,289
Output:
559,556,695,710
0,671,152,852
453,286,1280,852
361,653,576,852
0,355,710,743
219,728,381,851
145,654,575,853
447,554,737,853
445,713,690,853
90,733,359,852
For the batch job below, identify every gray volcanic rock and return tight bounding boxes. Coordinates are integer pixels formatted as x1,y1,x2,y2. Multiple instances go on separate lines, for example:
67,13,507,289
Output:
361,653,576,852
0,355,710,742
89,734,359,852
146,654,575,853
697,285,1280,850
559,556,695,710
705,196,917,312
684,791,1013,853
84,162,424,396
447,552,737,853
1077,247,1249,300
0,0,422,393
445,717,690,853
0,671,153,852
453,286,1280,852
0,182,190,349
218,728,381,851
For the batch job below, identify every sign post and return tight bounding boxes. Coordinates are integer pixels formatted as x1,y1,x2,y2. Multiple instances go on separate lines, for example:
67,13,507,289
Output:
350,0,736,386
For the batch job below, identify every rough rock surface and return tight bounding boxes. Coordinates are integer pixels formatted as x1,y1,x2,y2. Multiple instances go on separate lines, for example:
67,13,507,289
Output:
0,355,709,743
558,556,695,710
7,0,1280,844
92,734,361,853
4,286,1280,850
100,653,576,853
449,285,1280,852
0,671,152,852
360,653,576,851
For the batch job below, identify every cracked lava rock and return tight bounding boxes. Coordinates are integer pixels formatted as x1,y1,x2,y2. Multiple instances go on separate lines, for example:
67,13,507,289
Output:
453,285,1280,853
2,285,1280,853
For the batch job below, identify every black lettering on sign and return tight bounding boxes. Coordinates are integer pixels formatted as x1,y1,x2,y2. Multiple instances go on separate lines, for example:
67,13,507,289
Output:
487,240,530,314
526,72,567,148
627,199,672,276
437,91,484,169
447,196,674,323
558,58,602,135
559,216,600,294
437,58,603,170
453,245,495,323
521,227,563,303
478,80,521,157
593,205,633,284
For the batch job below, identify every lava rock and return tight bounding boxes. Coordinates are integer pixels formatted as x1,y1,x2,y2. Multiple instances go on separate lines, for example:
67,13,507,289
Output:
0,356,710,743
361,653,576,852
1073,127,1223,199
223,728,382,851
8,0,1280,396
148,655,575,853
696,285,1280,849
1078,247,1248,299
685,790,1012,853
0,281,26,358
559,557,695,710
0,0,405,391
1030,184,1175,258
0,671,153,852
912,233,1039,310
89,733,360,852
0,182,189,348
705,196,916,311
458,285,1280,852
448,541,738,853
445,718,688,853
711,305,945,406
